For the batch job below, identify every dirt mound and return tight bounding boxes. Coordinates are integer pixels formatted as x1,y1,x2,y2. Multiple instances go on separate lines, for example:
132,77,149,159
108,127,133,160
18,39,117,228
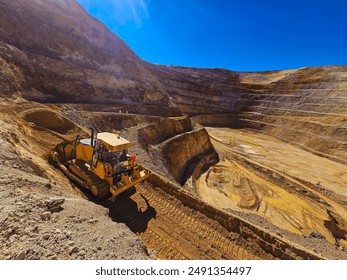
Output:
0,168,151,260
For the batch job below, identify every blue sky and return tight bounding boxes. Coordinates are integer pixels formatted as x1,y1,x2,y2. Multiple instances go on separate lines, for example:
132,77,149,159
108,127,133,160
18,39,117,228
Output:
75,0,347,71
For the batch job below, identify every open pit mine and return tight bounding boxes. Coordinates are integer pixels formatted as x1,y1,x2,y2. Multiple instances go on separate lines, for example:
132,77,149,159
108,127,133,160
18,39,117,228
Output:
0,0,347,260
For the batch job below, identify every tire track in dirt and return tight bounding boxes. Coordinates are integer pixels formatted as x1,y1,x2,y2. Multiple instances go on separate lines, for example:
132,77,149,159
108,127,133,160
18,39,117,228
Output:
106,183,263,260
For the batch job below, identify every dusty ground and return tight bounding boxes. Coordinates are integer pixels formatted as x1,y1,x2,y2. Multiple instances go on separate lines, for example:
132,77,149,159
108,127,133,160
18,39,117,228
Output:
193,127,347,249
0,98,152,260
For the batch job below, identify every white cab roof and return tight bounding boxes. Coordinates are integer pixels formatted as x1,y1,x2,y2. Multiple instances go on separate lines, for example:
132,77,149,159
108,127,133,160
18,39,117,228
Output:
97,132,131,151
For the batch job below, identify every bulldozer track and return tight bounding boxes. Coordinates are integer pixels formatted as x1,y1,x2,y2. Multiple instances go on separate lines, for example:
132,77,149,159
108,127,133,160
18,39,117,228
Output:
142,173,326,259
72,160,110,197
138,185,259,260
104,172,326,259
108,182,264,260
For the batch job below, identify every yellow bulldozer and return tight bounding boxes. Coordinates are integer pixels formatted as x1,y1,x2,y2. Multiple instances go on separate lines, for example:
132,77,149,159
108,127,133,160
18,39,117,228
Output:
49,129,150,199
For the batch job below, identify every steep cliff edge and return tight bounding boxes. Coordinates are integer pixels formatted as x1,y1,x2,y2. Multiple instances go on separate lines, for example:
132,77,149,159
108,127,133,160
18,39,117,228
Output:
0,0,171,110
146,121,218,185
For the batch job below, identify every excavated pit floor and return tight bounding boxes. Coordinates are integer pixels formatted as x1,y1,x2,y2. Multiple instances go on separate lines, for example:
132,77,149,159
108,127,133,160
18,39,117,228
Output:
194,127,347,246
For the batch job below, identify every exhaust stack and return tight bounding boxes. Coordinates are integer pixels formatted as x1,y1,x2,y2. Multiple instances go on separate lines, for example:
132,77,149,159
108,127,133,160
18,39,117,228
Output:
90,127,94,147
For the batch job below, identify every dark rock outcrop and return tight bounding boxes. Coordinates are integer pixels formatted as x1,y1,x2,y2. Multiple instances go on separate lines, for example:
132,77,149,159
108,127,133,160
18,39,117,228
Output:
0,0,170,109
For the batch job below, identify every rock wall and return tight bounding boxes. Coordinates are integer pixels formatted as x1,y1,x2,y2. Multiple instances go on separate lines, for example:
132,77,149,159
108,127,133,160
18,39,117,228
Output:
159,125,219,184
191,114,241,128
138,116,192,149
238,67,347,164
149,65,242,116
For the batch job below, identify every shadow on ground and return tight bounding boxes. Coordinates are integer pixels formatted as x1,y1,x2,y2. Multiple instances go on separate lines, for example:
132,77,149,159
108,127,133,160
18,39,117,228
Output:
84,187,157,234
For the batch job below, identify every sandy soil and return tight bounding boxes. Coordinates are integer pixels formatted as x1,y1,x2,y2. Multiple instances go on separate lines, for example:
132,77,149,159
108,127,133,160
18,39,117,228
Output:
194,127,347,247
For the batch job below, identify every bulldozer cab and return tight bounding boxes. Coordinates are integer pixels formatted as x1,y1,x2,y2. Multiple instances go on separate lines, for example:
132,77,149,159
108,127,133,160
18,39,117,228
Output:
76,132,131,167
92,132,131,166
